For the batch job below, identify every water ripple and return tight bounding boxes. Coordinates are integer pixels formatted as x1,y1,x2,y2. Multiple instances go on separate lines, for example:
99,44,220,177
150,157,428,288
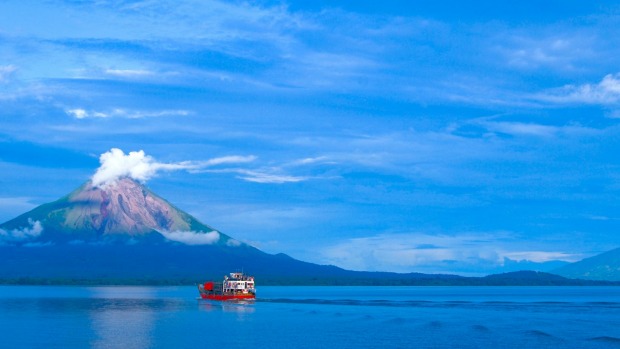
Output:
256,298,620,310
589,336,620,344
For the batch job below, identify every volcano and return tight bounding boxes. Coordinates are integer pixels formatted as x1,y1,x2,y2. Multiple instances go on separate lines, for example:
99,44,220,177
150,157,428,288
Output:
0,177,235,245
0,177,360,283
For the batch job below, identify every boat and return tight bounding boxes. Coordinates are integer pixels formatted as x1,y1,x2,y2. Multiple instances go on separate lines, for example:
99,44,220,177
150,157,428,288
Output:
197,272,256,301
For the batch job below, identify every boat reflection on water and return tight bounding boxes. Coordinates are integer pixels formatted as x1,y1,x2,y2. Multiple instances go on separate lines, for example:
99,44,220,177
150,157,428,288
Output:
197,299,256,314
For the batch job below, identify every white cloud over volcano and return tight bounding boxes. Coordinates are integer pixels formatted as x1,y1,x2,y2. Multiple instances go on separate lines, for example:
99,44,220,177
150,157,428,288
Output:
91,148,256,187
0,218,43,242
158,230,221,245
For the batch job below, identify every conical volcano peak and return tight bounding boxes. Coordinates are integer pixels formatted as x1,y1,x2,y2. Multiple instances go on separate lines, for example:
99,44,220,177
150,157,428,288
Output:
0,177,234,246
65,177,190,236
88,174,146,190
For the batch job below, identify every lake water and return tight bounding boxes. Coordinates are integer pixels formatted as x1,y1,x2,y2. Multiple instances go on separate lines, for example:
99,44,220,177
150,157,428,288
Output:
1,285,619,348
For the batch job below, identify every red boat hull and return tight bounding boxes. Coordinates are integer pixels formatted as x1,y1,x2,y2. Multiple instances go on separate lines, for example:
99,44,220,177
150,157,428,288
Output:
200,293,255,301
199,272,256,301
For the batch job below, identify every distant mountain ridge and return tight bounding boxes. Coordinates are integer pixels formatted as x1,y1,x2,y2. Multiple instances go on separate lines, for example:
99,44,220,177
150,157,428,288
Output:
0,177,618,285
554,247,620,281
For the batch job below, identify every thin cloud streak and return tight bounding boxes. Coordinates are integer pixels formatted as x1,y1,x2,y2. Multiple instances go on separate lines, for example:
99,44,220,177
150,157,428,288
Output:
65,108,191,119
203,168,310,184
236,170,308,184
320,232,582,274
104,69,155,77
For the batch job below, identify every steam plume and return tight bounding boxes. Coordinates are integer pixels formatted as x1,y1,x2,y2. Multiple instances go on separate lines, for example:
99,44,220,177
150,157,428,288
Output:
91,148,255,187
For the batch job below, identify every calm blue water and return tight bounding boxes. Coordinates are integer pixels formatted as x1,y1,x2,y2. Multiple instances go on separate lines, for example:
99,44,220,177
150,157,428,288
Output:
1,286,620,348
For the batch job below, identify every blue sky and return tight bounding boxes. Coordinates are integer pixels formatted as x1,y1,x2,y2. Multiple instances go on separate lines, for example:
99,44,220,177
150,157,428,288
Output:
1,0,620,275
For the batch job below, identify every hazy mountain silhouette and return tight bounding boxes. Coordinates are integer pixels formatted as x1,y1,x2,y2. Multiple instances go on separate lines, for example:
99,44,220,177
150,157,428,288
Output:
0,177,616,285
554,247,620,281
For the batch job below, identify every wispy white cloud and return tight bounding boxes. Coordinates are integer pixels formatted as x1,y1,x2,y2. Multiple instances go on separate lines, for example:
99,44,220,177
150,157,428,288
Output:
282,52,380,89
236,170,308,184
226,239,242,247
6,0,389,93
104,68,155,77
91,148,256,187
0,218,43,242
288,131,503,186
499,34,594,72
23,241,53,247
486,122,560,137
537,73,620,105
320,232,581,274
66,108,88,119
285,117,606,193
197,156,257,167
474,119,599,138
158,230,220,245
0,65,17,83
97,67,184,81
287,156,331,166
0,197,37,218
65,108,191,119
502,251,579,263
203,166,312,184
